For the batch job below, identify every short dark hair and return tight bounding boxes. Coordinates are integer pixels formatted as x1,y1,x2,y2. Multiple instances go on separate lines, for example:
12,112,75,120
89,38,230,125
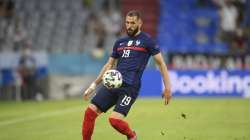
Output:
126,10,142,19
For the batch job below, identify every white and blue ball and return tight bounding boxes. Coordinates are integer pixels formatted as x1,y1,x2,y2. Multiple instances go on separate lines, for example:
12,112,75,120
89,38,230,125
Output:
102,69,123,89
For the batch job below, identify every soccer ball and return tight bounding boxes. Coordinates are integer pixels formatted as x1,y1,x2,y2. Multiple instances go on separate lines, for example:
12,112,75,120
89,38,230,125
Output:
102,69,123,89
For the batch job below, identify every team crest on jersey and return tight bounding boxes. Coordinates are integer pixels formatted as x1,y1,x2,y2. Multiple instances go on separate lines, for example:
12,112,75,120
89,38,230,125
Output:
127,40,133,46
135,40,140,46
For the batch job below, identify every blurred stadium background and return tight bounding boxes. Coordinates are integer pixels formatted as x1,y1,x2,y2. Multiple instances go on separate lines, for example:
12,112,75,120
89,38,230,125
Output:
0,0,250,139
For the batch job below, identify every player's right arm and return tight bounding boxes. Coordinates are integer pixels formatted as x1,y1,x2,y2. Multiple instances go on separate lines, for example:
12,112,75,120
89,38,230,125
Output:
83,57,117,101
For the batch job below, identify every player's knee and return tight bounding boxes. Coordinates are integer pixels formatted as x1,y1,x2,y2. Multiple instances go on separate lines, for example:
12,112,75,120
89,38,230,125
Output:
86,104,102,115
109,112,125,126
109,111,125,119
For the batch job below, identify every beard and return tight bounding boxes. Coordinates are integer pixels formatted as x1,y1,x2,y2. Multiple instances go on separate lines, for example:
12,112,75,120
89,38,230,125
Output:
126,27,139,37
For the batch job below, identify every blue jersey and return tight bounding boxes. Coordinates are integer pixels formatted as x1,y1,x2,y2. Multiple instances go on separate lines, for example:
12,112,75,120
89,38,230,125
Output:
111,32,160,88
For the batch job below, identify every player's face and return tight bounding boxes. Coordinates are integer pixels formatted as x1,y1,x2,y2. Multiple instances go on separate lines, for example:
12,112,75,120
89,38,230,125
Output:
125,16,141,37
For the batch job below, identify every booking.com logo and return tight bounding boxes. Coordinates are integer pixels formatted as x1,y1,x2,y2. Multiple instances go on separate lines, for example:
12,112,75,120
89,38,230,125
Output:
168,70,250,98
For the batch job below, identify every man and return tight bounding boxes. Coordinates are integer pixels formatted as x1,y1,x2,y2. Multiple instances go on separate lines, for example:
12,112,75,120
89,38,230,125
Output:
18,47,37,100
82,10,171,140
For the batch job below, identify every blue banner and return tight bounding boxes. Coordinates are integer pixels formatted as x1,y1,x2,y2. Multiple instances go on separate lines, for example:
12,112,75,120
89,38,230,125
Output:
140,69,162,97
140,69,250,98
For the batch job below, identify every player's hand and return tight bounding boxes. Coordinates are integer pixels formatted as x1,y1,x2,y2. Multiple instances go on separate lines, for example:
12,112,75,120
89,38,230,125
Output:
83,82,96,101
162,88,171,105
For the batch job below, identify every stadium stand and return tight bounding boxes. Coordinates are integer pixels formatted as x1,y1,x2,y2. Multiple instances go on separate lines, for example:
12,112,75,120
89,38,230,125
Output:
158,0,229,54
14,0,86,53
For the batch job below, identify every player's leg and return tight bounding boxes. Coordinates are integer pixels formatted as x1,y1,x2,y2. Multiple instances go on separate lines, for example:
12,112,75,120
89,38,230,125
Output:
109,111,137,140
108,85,138,140
82,104,101,140
82,85,118,140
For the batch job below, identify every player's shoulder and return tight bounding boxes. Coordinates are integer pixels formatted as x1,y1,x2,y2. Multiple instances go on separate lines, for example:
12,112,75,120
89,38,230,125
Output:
139,32,155,43
140,32,152,39
114,35,129,44
139,32,156,45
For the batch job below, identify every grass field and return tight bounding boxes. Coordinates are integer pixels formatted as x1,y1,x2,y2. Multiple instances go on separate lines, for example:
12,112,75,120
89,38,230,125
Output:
0,98,250,140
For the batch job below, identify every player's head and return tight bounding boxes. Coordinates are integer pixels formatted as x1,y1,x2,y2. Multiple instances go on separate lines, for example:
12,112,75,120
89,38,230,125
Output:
125,10,142,37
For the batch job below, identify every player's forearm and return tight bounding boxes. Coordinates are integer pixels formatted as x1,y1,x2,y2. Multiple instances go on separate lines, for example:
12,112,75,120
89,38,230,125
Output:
158,62,171,90
93,63,113,85
92,57,117,85
153,53,171,90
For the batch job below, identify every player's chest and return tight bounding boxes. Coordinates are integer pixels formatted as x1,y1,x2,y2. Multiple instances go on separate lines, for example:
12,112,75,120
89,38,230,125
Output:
117,40,147,58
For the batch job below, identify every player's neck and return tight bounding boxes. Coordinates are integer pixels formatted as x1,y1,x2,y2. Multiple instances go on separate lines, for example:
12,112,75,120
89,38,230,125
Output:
133,30,141,37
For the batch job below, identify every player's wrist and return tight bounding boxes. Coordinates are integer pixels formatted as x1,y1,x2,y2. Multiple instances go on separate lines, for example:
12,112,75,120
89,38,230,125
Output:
90,82,97,90
164,84,171,90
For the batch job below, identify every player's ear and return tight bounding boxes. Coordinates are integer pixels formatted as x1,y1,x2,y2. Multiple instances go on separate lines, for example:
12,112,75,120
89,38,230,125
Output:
138,19,142,27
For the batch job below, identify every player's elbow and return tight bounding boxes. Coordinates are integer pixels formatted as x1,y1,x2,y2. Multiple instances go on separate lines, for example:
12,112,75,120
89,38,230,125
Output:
155,59,165,67
104,63,113,70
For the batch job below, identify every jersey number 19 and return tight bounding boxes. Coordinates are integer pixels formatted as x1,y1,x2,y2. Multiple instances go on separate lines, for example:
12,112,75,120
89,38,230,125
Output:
120,95,131,106
122,50,130,58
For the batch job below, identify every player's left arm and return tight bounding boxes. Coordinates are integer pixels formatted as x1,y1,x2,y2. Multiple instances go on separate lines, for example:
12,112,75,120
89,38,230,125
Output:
153,52,171,105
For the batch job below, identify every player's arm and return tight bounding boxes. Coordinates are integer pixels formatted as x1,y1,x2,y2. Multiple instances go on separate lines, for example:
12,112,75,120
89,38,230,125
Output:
153,53,171,105
83,57,117,100
93,57,117,85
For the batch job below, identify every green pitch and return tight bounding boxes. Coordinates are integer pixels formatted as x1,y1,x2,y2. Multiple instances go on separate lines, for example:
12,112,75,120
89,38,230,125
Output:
0,98,250,140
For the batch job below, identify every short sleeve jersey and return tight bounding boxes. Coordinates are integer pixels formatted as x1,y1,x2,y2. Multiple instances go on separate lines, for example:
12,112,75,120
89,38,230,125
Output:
111,32,160,88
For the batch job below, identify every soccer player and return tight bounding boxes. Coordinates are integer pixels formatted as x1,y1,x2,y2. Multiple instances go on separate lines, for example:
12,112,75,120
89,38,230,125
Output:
82,10,171,140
